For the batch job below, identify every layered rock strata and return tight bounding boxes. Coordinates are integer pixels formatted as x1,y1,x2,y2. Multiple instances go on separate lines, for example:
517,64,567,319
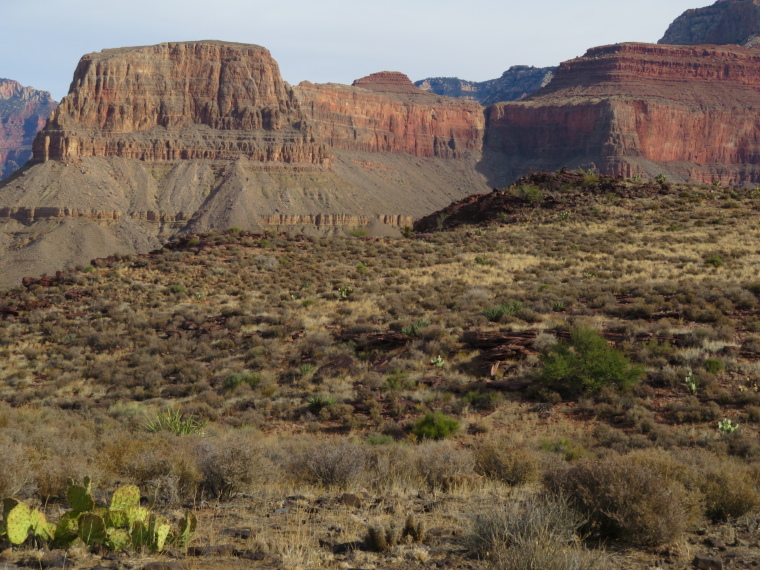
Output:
660,0,760,47
486,42,760,185
296,72,485,159
0,80,57,179
0,43,492,288
32,41,330,165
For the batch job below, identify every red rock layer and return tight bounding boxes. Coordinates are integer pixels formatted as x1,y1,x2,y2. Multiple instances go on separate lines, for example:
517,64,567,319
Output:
33,41,330,165
486,42,760,185
296,79,485,159
260,213,413,227
352,71,423,95
0,80,57,178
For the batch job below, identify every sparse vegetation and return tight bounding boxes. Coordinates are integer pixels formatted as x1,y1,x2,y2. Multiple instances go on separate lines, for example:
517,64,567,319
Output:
1,172,760,567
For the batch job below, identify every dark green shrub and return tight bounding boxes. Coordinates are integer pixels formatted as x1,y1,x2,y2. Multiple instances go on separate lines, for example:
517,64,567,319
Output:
703,358,724,374
705,255,725,268
222,372,261,391
536,327,644,397
412,411,460,440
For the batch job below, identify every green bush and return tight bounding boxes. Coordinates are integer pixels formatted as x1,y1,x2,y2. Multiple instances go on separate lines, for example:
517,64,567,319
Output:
703,358,724,374
413,411,460,440
536,327,644,397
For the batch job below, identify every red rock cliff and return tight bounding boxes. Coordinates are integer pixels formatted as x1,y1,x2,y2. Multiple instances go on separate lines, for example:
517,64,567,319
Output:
295,72,485,159
486,42,760,185
0,79,57,179
33,41,330,165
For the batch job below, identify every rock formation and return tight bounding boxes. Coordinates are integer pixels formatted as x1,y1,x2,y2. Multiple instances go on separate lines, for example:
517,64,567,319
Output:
34,41,330,165
660,0,760,47
415,66,556,105
296,72,485,159
0,42,492,288
486,42,760,185
0,80,57,179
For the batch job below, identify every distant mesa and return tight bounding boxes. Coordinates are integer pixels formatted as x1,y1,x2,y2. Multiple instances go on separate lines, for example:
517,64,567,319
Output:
486,42,760,186
660,0,760,46
352,71,425,95
0,79,57,179
415,66,556,105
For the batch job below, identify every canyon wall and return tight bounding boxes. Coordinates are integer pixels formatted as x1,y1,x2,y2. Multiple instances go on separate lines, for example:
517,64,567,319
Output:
660,0,760,47
415,66,556,105
32,41,331,165
0,79,57,179
486,42,760,185
295,72,485,159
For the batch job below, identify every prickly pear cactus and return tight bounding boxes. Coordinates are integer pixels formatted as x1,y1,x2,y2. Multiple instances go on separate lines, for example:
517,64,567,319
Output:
54,512,79,546
78,513,107,545
29,509,54,542
109,486,140,512
171,511,197,547
6,502,31,545
125,506,149,526
67,479,95,514
106,528,131,551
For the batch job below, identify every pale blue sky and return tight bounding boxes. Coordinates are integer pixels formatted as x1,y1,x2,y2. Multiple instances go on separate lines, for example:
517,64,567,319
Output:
2,0,704,101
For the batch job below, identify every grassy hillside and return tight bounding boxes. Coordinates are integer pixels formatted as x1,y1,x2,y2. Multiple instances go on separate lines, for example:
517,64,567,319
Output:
1,172,760,568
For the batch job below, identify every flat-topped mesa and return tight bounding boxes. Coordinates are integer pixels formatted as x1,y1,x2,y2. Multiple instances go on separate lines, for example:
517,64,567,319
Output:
352,71,423,95
296,72,485,159
660,0,760,46
486,42,760,185
0,79,57,179
32,41,330,165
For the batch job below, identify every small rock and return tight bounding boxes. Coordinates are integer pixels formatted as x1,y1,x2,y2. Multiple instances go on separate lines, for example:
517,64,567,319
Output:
704,537,727,550
235,550,267,561
187,545,235,557
341,493,363,508
142,563,189,570
693,555,723,570
219,528,253,540
270,507,289,516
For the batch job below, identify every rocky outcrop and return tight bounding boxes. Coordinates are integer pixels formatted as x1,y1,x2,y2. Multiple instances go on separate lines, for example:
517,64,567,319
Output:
295,73,485,159
486,42,760,185
415,66,556,105
260,213,413,227
0,80,57,179
660,0,760,47
32,41,330,165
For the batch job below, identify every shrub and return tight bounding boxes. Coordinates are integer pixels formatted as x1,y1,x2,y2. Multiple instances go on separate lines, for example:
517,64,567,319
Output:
468,495,605,570
415,442,473,491
144,409,208,436
703,358,724,374
536,326,644,397
198,435,273,501
291,440,367,489
481,301,523,323
705,255,725,268
222,372,261,391
402,318,431,336
544,454,694,546
413,411,460,440
474,442,540,486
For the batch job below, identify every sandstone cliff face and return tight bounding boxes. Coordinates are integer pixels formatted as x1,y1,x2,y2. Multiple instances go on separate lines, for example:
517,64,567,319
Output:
486,42,760,185
33,41,330,165
295,72,485,159
660,0,760,47
0,80,57,179
415,66,556,105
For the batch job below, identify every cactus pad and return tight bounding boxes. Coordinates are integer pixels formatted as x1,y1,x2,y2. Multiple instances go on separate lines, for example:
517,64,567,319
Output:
67,484,95,513
78,513,107,545
125,506,149,526
110,485,140,512
107,528,131,551
6,502,31,545
29,509,54,541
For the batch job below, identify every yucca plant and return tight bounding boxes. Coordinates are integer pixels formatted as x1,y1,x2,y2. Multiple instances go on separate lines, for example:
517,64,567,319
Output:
144,409,208,436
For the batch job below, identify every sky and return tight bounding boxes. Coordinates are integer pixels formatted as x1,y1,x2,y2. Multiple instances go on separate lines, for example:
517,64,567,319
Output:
1,0,704,101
